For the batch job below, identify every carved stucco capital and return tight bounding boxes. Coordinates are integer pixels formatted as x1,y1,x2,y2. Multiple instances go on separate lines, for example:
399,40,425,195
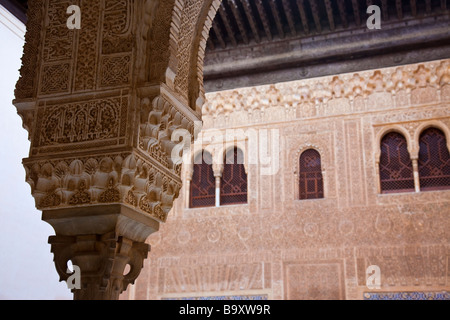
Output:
49,231,149,300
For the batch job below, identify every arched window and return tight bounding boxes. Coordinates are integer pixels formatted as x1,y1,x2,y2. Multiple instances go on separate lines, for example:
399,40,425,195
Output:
220,148,247,205
190,151,215,208
418,127,450,191
299,149,324,200
379,132,415,193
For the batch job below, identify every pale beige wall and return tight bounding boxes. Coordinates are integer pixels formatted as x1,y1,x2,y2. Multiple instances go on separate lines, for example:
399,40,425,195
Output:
124,59,450,300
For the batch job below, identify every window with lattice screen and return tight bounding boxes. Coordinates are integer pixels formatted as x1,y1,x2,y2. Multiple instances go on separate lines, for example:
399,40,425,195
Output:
220,148,247,205
299,149,324,200
418,127,450,191
189,151,215,208
379,132,415,193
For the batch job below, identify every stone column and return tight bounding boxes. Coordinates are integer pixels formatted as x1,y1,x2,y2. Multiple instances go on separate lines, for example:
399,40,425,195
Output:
13,0,200,299
213,164,224,207
411,157,421,193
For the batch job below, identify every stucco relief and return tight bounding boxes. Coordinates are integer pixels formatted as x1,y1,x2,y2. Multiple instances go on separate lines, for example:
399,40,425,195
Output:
12,0,450,300
129,59,450,300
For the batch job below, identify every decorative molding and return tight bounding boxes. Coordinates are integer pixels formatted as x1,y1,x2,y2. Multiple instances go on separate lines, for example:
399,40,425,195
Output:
203,60,450,128
24,152,182,223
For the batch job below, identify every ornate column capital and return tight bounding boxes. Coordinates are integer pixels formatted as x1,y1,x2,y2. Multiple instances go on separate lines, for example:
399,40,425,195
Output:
49,232,149,300
44,204,156,300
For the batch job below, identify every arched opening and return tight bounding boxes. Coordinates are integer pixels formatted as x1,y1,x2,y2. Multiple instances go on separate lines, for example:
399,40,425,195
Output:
418,127,450,191
220,147,247,205
379,132,415,194
299,149,323,200
189,151,215,208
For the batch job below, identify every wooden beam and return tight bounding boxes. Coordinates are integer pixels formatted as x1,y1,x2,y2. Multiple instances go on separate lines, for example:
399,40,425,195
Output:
324,0,335,31
207,31,216,51
337,0,348,28
282,0,297,36
395,0,403,19
212,20,227,49
241,0,261,43
296,0,310,34
308,0,322,33
441,0,447,10
410,0,417,17
255,0,273,41
425,0,432,13
228,0,249,45
269,0,285,39
351,0,361,26
381,0,389,20
218,3,238,47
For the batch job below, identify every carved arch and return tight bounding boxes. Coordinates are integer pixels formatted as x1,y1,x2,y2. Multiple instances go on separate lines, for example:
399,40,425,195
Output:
375,125,414,162
292,144,328,200
165,0,221,111
413,120,450,157
293,144,327,174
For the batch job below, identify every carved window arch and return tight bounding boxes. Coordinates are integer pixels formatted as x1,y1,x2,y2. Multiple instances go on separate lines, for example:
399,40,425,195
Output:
379,132,415,193
299,149,324,200
189,151,215,208
220,147,247,205
418,127,450,191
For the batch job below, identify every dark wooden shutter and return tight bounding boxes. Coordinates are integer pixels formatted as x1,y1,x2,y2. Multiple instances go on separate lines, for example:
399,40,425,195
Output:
418,128,450,191
190,151,215,208
299,149,324,200
220,148,247,205
379,132,415,193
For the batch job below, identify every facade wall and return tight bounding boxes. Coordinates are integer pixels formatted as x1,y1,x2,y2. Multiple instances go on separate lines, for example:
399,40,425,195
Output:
123,59,450,300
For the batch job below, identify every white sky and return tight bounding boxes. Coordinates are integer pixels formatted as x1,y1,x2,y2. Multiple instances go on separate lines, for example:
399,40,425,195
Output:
0,5,72,300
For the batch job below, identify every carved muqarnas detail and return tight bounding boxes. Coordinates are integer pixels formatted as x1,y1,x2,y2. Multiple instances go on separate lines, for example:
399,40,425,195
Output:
139,96,195,172
139,197,165,221
125,188,138,207
203,60,450,121
26,153,181,223
40,192,62,208
39,98,121,146
99,179,121,203
69,181,91,205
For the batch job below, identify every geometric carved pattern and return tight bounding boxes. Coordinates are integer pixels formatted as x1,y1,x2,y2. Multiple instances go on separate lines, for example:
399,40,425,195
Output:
39,0,76,95
174,0,204,99
40,63,71,95
100,55,132,87
285,262,345,300
299,149,324,200
220,148,247,205
74,0,101,91
379,132,415,193
190,151,215,208
15,0,45,99
418,127,450,191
